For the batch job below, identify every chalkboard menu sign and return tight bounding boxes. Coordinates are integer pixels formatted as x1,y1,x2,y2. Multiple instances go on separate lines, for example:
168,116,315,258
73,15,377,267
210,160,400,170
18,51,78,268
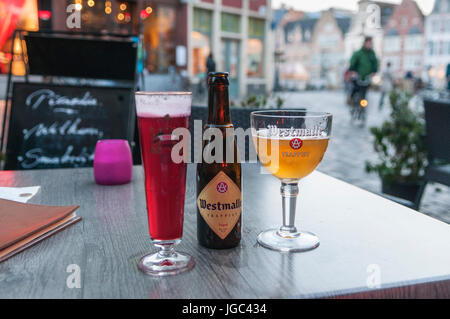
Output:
5,83,135,170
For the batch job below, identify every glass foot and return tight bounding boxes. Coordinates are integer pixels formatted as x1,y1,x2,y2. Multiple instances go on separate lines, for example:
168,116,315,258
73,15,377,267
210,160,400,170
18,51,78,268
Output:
257,228,320,252
138,251,195,276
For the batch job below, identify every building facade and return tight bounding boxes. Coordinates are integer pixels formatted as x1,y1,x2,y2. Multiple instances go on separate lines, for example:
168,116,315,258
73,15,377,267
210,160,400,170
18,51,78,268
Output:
424,0,450,89
28,0,272,99
382,0,425,78
278,11,318,90
187,0,273,98
278,9,351,90
309,9,351,89
344,0,396,62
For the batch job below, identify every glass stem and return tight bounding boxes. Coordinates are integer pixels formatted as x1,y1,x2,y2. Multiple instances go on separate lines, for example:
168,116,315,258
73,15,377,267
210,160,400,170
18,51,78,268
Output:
156,243,176,258
279,181,299,237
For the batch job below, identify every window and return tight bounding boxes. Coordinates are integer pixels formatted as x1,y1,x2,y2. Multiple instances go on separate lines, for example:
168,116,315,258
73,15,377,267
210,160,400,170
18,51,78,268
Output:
194,8,212,32
65,0,136,34
401,17,408,27
384,36,401,52
443,41,450,55
432,20,440,33
446,19,450,32
319,34,339,48
192,8,212,76
428,41,434,56
287,26,302,43
304,29,311,41
405,35,422,51
248,17,265,37
143,4,176,73
221,13,241,33
247,18,265,78
444,0,450,12
403,55,422,71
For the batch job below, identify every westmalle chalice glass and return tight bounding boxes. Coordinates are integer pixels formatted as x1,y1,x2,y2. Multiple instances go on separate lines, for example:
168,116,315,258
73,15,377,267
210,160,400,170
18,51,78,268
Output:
135,92,194,276
251,111,333,252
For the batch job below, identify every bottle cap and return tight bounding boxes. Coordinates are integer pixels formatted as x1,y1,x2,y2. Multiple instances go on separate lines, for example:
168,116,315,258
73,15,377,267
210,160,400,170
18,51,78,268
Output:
208,72,229,86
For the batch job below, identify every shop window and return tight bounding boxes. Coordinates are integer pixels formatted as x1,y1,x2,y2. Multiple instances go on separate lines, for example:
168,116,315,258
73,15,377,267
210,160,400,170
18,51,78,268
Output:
144,4,176,73
247,18,264,78
66,0,135,34
0,0,38,75
192,8,212,76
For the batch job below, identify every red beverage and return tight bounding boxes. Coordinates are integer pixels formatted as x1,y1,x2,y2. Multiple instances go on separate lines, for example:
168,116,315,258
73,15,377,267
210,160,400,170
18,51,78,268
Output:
138,115,189,240
135,92,194,277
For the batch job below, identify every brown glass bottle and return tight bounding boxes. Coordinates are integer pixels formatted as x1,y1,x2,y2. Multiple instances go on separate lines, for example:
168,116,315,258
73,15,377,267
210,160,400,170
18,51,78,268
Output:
196,72,242,249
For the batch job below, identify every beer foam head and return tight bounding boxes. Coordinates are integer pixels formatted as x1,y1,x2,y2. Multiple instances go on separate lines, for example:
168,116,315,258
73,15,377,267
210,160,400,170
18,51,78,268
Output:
135,92,192,118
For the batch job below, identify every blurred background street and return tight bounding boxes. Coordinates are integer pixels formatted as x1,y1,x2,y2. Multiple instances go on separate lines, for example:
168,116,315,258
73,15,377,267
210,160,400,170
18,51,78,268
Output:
0,0,448,223
279,90,450,224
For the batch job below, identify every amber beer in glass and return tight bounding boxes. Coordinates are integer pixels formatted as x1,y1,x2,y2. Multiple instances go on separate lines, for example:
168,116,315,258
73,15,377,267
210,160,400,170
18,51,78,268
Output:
197,72,242,249
251,111,332,252
255,135,330,180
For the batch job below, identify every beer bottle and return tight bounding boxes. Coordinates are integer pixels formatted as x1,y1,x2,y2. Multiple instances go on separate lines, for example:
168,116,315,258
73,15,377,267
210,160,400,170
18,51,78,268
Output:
196,72,242,249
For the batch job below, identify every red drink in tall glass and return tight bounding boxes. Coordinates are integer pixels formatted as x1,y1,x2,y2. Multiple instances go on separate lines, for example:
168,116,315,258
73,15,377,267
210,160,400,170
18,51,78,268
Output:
135,92,194,277
138,115,189,240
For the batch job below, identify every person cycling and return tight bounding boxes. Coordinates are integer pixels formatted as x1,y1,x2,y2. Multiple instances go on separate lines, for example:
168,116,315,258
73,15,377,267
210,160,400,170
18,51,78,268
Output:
348,36,379,105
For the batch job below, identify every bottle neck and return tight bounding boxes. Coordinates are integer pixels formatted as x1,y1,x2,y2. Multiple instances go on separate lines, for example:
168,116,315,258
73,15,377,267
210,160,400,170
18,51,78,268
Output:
207,84,231,126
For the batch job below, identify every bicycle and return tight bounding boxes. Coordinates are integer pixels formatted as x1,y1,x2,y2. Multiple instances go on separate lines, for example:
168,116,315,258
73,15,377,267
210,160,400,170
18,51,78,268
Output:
349,76,371,125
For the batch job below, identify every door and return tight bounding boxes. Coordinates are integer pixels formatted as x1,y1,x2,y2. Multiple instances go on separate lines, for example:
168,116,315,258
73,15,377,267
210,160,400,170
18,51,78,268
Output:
221,38,240,98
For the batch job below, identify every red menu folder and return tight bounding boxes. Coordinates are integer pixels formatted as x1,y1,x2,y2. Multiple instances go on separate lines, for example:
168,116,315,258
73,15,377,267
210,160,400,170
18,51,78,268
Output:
0,198,81,262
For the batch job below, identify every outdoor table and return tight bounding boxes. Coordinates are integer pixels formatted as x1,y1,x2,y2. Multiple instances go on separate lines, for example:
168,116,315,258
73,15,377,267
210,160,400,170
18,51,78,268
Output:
0,164,449,299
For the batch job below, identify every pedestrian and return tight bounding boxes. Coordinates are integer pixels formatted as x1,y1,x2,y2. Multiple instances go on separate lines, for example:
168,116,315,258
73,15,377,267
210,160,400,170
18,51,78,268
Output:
344,68,352,94
206,53,216,75
421,66,432,90
379,62,393,110
404,71,415,94
202,53,216,96
446,63,450,91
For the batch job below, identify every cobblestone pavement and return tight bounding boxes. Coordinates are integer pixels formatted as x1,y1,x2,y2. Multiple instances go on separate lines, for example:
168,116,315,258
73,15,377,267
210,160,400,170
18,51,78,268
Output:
277,90,449,224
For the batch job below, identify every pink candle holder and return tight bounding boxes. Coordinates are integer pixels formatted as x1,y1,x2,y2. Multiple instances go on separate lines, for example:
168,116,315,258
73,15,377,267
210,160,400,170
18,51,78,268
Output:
94,140,133,185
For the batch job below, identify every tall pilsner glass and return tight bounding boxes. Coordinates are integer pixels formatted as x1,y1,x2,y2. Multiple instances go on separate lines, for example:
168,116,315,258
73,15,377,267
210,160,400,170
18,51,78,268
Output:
135,92,194,276
251,111,333,252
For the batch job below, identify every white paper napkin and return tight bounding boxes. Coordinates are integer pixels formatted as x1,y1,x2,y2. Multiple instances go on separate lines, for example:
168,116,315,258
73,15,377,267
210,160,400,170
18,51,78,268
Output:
0,186,41,203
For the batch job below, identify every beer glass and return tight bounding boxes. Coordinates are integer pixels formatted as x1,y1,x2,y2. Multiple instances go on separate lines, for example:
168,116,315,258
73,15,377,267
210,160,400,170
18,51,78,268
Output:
251,111,332,252
135,92,194,276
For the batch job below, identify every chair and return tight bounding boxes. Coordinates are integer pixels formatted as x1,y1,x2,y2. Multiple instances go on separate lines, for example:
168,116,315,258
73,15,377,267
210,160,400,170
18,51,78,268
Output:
415,98,450,210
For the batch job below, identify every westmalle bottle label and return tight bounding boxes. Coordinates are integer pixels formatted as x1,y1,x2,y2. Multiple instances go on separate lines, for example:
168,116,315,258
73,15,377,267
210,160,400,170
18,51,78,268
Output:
197,171,242,240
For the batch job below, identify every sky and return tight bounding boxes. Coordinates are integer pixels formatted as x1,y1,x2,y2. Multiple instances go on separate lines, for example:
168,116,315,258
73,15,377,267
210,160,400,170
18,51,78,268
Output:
272,0,435,15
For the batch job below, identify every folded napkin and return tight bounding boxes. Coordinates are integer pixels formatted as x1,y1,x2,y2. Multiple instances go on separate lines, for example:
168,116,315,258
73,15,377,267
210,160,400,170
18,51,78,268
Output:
0,187,40,203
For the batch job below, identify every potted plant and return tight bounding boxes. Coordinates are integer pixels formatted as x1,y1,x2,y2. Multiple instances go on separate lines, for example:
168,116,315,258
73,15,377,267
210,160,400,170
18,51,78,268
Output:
239,94,284,109
365,89,427,203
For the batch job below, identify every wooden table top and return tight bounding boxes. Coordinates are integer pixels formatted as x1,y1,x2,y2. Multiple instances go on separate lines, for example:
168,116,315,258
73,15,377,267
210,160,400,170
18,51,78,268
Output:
0,164,449,299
